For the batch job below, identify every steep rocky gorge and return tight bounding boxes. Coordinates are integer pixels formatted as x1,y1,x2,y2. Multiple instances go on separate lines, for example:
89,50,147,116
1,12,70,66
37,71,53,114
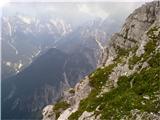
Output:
42,1,160,120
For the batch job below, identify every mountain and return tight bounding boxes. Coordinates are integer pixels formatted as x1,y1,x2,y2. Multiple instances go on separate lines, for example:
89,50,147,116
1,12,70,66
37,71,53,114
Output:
57,18,122,69
2,15,72,79
42,1,160,120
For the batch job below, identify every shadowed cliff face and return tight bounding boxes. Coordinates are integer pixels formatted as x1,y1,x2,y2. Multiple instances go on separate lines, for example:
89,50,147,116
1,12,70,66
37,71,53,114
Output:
42,1,160,120
2,48,67,119
1,48,95,119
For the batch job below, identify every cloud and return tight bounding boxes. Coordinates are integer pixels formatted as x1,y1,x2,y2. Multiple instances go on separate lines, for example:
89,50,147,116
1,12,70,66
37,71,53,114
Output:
78,4,90,13
7,0,152,2
78,4,109,19
0,0,10,8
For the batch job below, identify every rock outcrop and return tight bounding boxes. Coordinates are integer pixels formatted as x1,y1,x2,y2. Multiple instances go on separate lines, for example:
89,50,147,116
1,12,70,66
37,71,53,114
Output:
101,1,160,66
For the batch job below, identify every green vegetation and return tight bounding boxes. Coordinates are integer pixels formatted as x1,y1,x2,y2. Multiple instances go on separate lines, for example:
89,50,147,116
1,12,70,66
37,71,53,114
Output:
128,27,159,70
69,89,75,94
128,55,141,69
144,39,157,55
89,64,116,89
141,27,159,63
117,46,129,57
148,52,160,68
53,101,70,119
147,27,160,40
115,45,138,64
145,27,159,54
139,38,157,67
68,89,100,120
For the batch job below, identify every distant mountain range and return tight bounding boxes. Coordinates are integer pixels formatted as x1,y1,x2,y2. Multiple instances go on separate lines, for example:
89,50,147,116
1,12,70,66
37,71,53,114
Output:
2,14,119,80
2,15,72,79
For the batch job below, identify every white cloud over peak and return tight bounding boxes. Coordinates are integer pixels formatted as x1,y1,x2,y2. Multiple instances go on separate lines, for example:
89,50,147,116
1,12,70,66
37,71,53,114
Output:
78,4,109,19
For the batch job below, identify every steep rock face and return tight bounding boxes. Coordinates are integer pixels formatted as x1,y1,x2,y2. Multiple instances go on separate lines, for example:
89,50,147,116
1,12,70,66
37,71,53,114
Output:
42,1,160,120
101,1,160,66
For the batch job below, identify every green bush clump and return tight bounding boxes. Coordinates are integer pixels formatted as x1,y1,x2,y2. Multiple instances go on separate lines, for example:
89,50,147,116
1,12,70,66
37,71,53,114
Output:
69,89,75,94
128,55,141,69
117,46,129,57
144,39,157,55
140,27,159,63
53,101,70,118
89,64,116,90
116,45,138,62
148,52,160,68
144,27,159,56
68,89,100,120
147,27,160,40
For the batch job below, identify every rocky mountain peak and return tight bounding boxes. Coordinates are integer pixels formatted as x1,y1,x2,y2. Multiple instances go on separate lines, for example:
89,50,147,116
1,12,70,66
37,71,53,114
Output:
120,1,160,42
101,1,160,66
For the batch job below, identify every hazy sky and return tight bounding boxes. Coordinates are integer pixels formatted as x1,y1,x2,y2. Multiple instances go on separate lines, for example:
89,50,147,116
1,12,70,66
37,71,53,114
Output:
3,2,144,19
1,0,150,33
0,0,153,8
2,2,144,27
0,0,153,3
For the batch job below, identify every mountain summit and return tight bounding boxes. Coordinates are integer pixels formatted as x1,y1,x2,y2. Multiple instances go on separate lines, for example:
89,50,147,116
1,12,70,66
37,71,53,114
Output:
42,1,160,120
